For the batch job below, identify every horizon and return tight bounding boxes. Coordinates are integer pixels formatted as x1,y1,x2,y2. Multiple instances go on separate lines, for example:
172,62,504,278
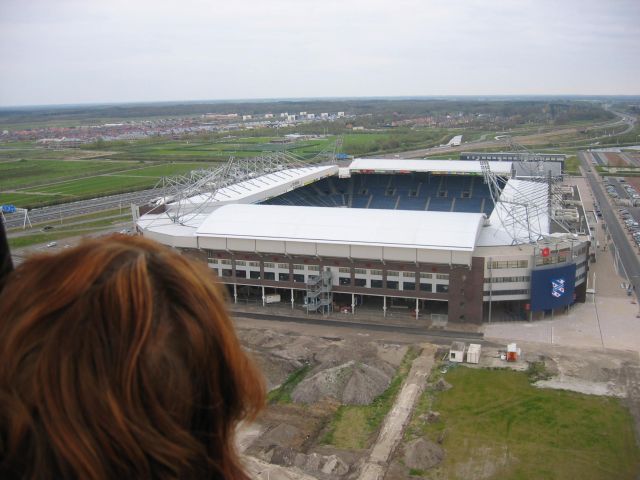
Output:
3,93,640,111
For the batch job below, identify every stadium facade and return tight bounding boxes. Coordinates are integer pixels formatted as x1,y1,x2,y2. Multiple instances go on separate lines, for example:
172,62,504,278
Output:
136,157,590,323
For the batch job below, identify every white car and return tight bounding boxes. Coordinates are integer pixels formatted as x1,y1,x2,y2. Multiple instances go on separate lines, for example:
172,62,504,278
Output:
46,242,57,248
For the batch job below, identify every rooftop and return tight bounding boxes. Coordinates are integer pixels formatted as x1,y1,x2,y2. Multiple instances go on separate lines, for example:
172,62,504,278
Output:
196,204,486,251
349,158,513,175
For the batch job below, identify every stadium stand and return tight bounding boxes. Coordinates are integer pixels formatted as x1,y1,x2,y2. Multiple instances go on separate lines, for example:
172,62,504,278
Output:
261,173,497,214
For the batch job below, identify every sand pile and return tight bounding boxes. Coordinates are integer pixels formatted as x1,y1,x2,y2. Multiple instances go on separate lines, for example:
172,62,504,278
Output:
292,360,392,405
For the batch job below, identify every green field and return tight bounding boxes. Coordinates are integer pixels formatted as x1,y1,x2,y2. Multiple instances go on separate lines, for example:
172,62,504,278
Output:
0,159,138,190
0,158,216,208
0,135,334,208
406,367,639,479
102,137,334,161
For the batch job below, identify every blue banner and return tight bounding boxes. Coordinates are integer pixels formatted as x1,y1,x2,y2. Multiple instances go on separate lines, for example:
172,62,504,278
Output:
530,263,577,312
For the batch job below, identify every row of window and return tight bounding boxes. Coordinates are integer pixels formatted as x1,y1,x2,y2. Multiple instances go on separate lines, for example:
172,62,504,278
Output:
484,276,530,284
208,258,449,279
489,260,528,269
215,268,449,292
485,289,530,296
535,255,570,266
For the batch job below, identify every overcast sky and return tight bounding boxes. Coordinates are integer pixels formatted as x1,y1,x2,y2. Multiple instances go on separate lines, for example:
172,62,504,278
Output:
1,0,639,106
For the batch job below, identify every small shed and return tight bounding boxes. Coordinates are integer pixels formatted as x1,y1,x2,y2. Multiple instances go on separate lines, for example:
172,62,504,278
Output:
449,341,466,363
466,344,481,364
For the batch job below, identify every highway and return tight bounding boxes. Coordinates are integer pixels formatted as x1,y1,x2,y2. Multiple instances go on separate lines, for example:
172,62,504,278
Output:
3,188,161,230
579,151,640,296
394,108,636,159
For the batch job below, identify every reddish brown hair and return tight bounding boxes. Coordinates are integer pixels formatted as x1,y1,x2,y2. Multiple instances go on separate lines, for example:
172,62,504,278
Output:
0,235,264,479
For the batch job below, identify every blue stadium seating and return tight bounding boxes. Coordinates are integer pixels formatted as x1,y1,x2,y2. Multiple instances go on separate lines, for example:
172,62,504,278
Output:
260,173,498,214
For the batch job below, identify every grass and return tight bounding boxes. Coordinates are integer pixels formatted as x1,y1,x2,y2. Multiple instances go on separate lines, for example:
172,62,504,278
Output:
267,364,312,404
0,158,137,190
406,367,640,479
321,346,419,449
564,155,580,174
0,151,216,208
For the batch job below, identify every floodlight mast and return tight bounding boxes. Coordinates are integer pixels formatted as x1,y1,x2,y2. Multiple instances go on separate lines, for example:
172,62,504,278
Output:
480,137,574,245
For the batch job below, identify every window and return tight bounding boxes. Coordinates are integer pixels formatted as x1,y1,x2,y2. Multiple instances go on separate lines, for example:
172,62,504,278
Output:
354,268,367,275
250,271,261,279
387,271,399,277
420,283,432,292
307,265,320,271
293,264,305,271
235,260,246,266
354,278,367,287
402,271,415,278
490,289,529,296
339,277,351,286
339,267,351,274
293,274,305,283
436,274,449,280
235,270,247,278
370,269,383,276
485,276,531,283
420,272,432,279
489,260,528,269
371,279,383,288
248,261,260,267
403,282,416,291
277,263,289,269
278,273,290,281
221,269,232,278
386,280,399,289
220,259,232,266
264,272,275,280
263,262,275,269
436,284,449,293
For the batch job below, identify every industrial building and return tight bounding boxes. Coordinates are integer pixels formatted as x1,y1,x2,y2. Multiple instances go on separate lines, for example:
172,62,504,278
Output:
135,154,590,324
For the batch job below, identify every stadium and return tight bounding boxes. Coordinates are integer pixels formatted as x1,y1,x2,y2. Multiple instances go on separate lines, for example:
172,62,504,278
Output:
135,150,590,324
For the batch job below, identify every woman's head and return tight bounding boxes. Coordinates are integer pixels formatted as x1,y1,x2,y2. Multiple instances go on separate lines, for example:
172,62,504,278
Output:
0,235,264,479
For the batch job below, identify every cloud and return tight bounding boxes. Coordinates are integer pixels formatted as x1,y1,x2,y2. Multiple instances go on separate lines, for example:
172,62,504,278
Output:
0,0,638,105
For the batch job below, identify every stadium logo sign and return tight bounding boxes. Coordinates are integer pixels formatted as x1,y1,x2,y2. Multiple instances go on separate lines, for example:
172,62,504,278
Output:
551,278,566,298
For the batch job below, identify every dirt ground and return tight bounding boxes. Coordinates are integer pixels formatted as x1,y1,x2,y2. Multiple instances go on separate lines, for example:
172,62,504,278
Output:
605,152,629,167
236,319,640,479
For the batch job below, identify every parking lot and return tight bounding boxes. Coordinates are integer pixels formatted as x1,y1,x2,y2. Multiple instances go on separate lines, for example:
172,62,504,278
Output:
601,176,640,252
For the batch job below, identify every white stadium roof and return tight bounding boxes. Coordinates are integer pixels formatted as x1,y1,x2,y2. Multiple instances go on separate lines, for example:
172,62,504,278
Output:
184,165,337,206
349,158,513,175
196,204,486,252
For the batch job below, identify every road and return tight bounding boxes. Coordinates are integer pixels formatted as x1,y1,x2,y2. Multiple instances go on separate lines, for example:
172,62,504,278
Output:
579,151,640,296
230,310,490,346
3,188,161,230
